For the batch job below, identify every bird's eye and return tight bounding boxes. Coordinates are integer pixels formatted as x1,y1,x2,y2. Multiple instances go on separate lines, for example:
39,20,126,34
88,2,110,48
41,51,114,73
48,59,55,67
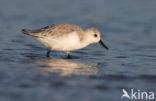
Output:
94,34,97,37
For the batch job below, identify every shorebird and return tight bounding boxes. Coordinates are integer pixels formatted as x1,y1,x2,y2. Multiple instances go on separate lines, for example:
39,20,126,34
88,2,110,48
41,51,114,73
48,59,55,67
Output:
21,23,108,58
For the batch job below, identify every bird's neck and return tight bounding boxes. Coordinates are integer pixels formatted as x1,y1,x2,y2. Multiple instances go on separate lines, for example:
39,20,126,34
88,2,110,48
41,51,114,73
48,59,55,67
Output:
79,37,92,49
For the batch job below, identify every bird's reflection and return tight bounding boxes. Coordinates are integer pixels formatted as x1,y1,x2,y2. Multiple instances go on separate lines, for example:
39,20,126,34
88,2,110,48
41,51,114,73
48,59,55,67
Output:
34,58,98,76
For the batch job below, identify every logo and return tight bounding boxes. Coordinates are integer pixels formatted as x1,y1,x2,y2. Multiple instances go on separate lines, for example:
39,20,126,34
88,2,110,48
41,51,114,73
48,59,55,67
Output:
121,89,155,100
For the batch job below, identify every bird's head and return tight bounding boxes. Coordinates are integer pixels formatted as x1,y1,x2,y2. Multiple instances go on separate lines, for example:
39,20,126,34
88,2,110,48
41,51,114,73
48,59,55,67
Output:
84,27,108,50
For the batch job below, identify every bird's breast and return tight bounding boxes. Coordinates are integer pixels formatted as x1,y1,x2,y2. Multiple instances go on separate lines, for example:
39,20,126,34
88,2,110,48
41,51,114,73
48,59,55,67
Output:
37,32,82,51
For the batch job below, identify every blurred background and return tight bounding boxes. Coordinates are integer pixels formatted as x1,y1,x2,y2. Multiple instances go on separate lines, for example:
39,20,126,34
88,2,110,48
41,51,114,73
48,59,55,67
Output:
0,0,156,101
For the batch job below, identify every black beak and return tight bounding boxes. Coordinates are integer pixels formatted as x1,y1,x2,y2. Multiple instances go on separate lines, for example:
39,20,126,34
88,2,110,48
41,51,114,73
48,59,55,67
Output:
99,40,109,50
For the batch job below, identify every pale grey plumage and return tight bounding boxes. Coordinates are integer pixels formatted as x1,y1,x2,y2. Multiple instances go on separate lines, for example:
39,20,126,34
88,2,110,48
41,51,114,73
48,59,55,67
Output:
21,23,108,58
22,23,84,38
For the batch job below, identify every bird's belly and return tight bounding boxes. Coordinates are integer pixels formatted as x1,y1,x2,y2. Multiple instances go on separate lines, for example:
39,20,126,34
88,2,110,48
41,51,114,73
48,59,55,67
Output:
37,33,81,51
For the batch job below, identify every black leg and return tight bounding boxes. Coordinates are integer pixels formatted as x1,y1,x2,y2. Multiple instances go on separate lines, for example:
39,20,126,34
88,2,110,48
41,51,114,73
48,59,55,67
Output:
46,50,51,57
67,54,71,59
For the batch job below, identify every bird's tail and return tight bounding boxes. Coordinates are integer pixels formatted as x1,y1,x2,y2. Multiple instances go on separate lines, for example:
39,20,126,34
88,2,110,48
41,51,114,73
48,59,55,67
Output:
21,29,37,37
21,29,31,34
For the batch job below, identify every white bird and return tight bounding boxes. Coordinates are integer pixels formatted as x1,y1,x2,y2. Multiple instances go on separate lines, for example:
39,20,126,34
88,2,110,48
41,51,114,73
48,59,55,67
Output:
21,23,108,58
121,89,131,99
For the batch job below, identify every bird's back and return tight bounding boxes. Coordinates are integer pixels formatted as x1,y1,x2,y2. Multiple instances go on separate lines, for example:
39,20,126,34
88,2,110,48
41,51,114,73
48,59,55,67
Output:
22,23,84,38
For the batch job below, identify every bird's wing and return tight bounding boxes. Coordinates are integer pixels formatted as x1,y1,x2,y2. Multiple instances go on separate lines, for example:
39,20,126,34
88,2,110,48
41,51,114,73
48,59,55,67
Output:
27,23,83,38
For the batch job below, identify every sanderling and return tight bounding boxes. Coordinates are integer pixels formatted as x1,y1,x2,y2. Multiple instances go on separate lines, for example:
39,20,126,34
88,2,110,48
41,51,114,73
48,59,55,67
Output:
21,23,108,58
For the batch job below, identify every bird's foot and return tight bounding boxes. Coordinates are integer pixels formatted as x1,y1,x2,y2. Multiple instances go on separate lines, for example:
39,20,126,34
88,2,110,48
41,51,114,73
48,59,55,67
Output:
46,50,51,58
67,54,71,59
